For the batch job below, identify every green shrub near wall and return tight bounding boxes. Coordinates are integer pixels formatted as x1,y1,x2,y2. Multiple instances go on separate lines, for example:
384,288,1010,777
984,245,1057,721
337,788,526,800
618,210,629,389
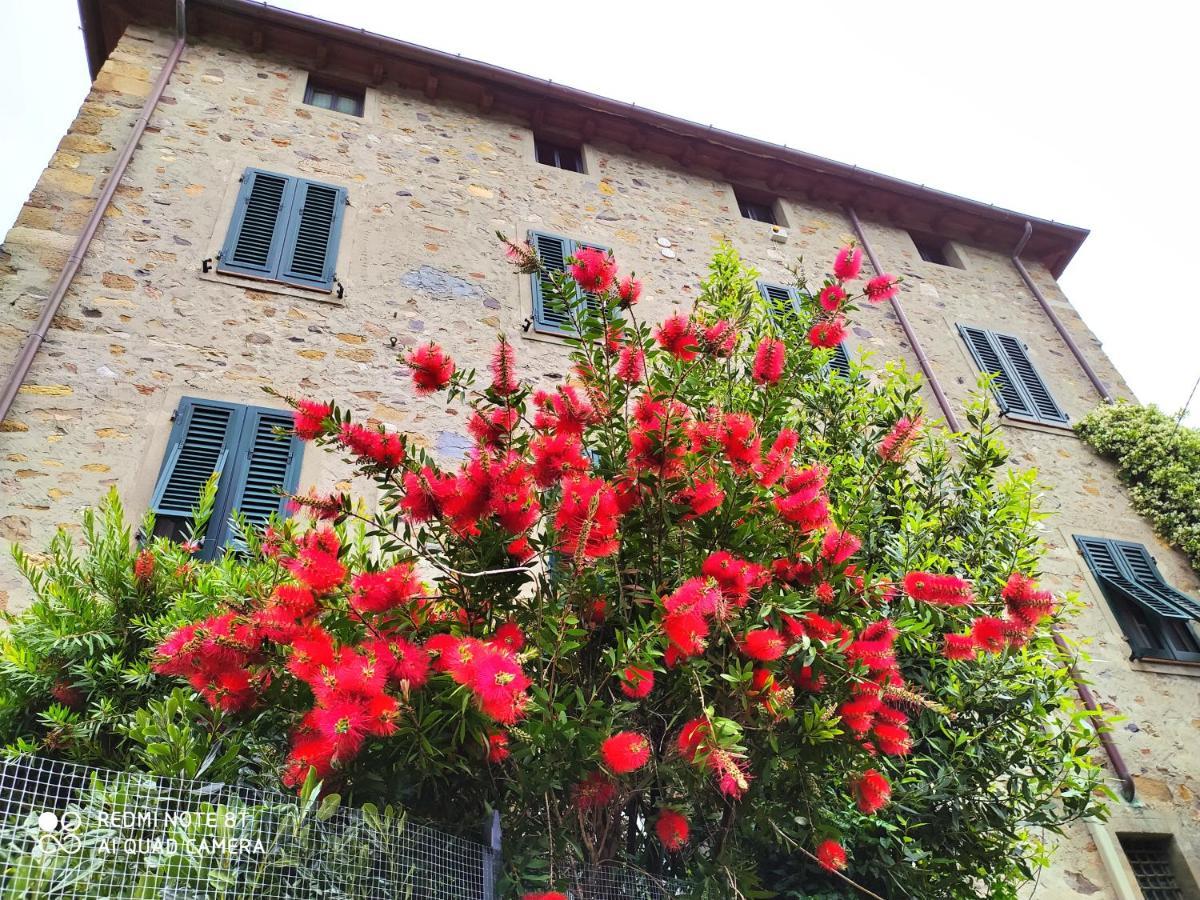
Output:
1076,403,1200,571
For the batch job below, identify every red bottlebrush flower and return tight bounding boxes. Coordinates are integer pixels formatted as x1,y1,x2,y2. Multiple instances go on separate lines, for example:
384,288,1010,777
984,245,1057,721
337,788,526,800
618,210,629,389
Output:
50,679,85,709
467,407,520,449
677,479,725,517
502,237,539,273
489,622,525,654
575,771,618,809
655,314,701,361
942,633,977,661
808,316,848,349
752,336,786,385
285,536,346,596
677,718,711,763
487,732,510,763
601,731,651,774
833,246,863,282
742,628,788,661
134,549,155,584
373,635,430,688
617,275,642,307
750,668,786,717
663,610,709,657
971,616,1009,653
804,612,851,646
865,273,900,304
663,577,722,617
655,809,689,851
507,535,536,562
620,666,655,699
406,342,455,394
755,428,798,486
851,769,891,814
349,563,422,614
872,721,912,756
718,413,762,470
615,346,646,383
839,695,881,735
793,663,827,693
569,246,617,293
775,491,831,532
878,416,923,463
815,839,848,872
903,571,974,606
489,337,519,395
815,582,836,605
710,749,751,799
555,475,622,561
524,893,568,900
818,283,847,312
337,423,405,469
1002,572,1056,629
531,432,590,488
700,319,739,357
293,399,332,440
774,558,816,589
821,528,861,566
400,468,442,522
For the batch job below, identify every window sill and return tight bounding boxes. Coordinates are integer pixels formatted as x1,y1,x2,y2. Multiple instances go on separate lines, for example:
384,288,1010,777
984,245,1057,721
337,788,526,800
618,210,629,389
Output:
200,271,344,306
1129,657,1200,678
520,326,578,348
998,414,1076,437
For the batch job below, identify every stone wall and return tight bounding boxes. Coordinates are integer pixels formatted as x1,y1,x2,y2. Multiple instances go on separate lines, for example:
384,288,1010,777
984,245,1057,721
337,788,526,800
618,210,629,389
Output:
1,22,1197,898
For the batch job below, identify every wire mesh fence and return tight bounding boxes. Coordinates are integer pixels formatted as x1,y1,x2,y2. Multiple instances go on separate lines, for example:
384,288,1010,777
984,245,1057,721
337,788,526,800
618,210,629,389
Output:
556,860,687,899
0,754,492,899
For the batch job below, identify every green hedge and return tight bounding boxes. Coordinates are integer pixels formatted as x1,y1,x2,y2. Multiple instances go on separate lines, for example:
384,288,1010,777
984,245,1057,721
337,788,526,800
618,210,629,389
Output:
1076,403,1200,571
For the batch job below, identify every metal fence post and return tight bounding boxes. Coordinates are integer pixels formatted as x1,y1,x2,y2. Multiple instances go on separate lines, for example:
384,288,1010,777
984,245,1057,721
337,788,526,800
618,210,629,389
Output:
482,809,502,900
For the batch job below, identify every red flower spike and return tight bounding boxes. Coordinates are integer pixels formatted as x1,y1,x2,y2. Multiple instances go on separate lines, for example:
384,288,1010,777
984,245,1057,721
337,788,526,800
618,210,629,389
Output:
742,628,788,661
865,274,900,304
820,528,861,566
601,731,651,774
620,666,655,699
808,316,848,349
752,336,787,385
818,283,847,312
489,338,519,395
555,475,622,561
617,275,642,307
524,893,568,900
903,571,975,606
655,314,701,361
293,399,332,440
942,633,977,660
569,246,617,293
574,772,618,809
1002,572,1056,628
487,732,510,763
971,616,1009,653
655,809,689,851
676,480,725,518
851,768,892,814
406,342,455,395
833,246,863,282
816,839,848,872
615,346,646,383
878,416,923,463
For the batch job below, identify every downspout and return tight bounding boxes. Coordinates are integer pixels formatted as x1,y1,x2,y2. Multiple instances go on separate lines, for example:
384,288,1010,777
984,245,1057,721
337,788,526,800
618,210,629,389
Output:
845,206,963,432
1012,222,1113,403
0,3,188,424
1052,632,1136,801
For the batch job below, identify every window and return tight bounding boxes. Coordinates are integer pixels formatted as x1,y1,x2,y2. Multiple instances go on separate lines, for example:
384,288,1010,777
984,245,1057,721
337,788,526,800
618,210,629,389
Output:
958,325,1068,424
528,231,612,335
736,192,777,225
1075,535,1200,663
150,398,304,560
303,77,364,117
218,169,347,291
534,138,584,173
1119,835,1190,899
758,281,851,377
908,231,965,268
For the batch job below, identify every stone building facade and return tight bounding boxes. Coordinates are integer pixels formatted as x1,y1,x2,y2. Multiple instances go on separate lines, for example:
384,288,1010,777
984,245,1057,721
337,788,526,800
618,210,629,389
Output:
1,1,1197,896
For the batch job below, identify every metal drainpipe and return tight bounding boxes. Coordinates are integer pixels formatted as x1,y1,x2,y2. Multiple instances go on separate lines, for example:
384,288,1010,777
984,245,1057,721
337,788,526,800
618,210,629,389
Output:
845,206,962,432
1052,632,1136,801
0,8,188,424
1012,222,1113,403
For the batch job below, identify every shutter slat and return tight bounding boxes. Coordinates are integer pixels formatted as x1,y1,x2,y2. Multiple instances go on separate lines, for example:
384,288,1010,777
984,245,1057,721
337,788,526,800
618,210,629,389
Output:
279,181,345,290
958,325,1034,417
828,343,853,378
224,412,302,532
219,171,293,278
530,232,573,334
150,402,240,518
1114,542,1200,619
758,281,799,323
994,334,1068,423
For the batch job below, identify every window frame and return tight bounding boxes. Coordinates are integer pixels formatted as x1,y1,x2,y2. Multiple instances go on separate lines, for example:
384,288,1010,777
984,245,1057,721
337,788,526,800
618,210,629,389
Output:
150,397,303,560
303,76,365,117
1118,834,1193,899
735,191,778,225
1075,534,1200,664
527,230,613,337
217,168,347,293
958,324,1069,425
534,137,585,174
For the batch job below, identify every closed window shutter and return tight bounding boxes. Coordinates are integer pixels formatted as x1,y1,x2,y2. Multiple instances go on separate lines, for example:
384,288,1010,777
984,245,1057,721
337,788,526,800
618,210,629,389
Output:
529,231,574,334
218,170,295,278
758,281,800,322
278,180,346,290
993,333,1068,424
150,400,245,519
958,325,1034,417
1113,541,1200,619
217,408,303,547
828,342,853,378
1076,536,1193,621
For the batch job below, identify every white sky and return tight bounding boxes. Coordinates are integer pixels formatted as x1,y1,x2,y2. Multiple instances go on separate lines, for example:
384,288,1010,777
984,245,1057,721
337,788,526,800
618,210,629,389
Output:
2,1,1197,424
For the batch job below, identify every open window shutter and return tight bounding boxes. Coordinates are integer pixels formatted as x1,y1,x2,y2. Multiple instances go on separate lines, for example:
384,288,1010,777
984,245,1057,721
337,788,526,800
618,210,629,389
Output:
1075,536,1192,620
758,282,800,323
828,342,853,378
993,333,1068,424
218,170,295,278
530,231,574,335
1114,541,1200,619
279,179,346,290
218,408,303,545
150,400,244,519
958,325,1034,417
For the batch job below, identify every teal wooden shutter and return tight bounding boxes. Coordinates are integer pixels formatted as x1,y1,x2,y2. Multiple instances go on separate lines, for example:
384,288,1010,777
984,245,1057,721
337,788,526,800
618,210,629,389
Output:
218,170,296,279
216,407,303,548
278,179,346,290
150,399,245,519
529,231,574,335
828,342,853,378
1075,536,1193,620
992,333,1068,424
1112,540,1200,619
958,325,1034,418
758,281,801,322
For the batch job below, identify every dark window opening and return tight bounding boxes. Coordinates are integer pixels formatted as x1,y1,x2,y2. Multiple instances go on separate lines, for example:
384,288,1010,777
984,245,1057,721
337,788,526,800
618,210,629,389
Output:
1119,835,1186,900
912,234,948,265
303,77,365,117
535,138,584,173
736,192,777,224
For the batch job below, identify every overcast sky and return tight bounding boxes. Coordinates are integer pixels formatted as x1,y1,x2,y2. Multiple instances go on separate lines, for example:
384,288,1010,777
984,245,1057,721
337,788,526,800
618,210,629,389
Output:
2,1,1197,423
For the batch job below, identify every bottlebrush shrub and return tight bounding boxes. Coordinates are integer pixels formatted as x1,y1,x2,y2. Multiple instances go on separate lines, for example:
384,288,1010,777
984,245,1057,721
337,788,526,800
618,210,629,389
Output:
1076,401,1200,570
149,241,1106,898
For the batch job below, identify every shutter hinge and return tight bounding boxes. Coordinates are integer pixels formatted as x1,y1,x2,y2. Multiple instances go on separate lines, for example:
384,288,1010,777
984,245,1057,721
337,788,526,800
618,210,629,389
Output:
335,279,345,300
201,257,213,273
522,316,533,333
